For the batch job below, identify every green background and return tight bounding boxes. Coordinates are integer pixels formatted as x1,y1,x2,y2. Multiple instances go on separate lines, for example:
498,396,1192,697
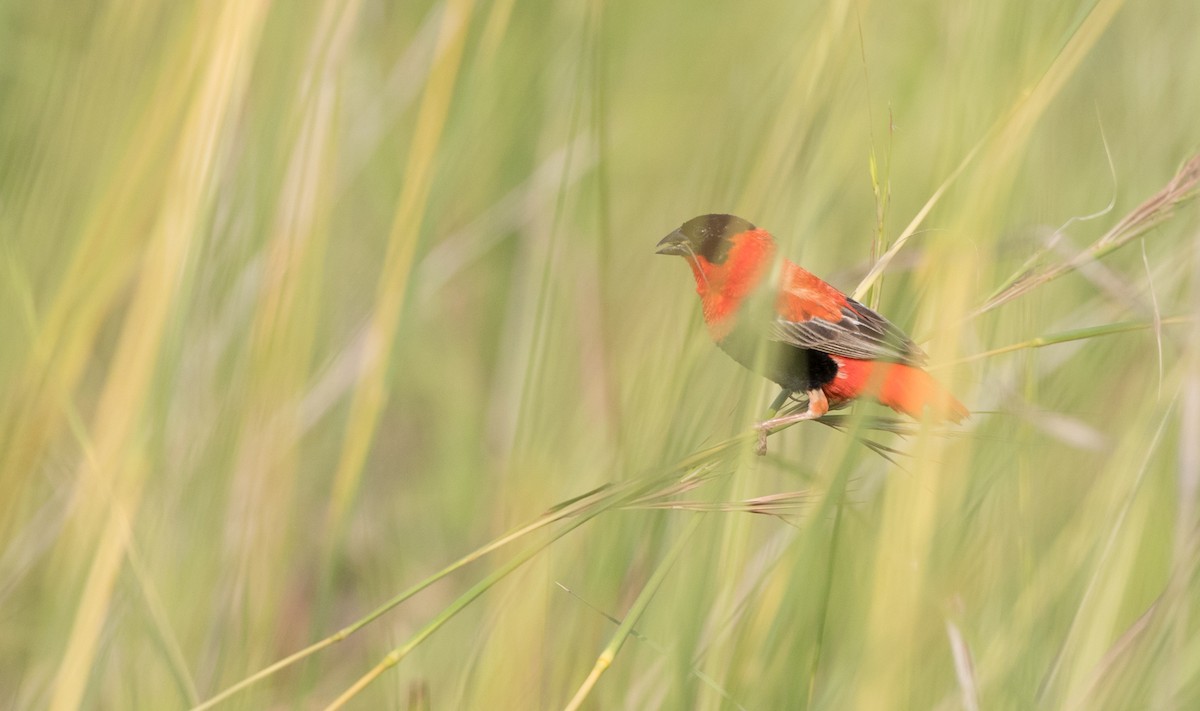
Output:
2,0,1198,708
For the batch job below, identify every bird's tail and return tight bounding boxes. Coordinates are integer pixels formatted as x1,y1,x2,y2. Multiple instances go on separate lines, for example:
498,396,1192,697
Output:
877,363,969,422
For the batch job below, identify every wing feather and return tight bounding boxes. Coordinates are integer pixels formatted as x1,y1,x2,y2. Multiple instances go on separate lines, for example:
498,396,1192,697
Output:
768,264,927,365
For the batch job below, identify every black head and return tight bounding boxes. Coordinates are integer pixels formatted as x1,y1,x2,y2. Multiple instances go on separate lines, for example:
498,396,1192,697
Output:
655,214,757,265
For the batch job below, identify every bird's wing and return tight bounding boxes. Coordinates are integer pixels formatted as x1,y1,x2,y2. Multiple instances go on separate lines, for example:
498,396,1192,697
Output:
767,263,928,365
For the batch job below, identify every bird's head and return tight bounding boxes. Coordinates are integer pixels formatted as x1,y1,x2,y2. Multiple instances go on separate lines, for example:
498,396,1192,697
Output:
655,213,761,266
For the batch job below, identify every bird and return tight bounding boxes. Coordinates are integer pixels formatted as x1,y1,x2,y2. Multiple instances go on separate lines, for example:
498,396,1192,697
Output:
656,213,967,453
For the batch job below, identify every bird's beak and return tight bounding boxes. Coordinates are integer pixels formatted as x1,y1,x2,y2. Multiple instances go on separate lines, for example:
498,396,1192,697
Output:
655,229,689,256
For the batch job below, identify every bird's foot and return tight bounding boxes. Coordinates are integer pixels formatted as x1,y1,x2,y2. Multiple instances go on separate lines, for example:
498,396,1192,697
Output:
753,389,829,456
752,411,819,456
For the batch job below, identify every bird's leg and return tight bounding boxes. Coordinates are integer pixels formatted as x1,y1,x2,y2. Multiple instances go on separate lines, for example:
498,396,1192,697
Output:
766,388,792,417
754,388,829,456
755,389,793,456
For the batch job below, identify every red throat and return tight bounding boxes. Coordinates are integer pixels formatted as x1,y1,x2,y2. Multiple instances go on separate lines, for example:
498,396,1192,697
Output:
686,229,776,339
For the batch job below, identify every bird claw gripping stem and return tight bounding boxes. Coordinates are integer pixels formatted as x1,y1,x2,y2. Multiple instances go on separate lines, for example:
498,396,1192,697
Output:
753,388,829,456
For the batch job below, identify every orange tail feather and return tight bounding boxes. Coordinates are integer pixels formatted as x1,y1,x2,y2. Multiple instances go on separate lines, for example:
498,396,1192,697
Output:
879,363,968,422
825,357,968,422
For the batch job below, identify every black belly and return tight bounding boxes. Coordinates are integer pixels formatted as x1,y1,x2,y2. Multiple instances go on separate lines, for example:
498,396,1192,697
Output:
716,330,838,393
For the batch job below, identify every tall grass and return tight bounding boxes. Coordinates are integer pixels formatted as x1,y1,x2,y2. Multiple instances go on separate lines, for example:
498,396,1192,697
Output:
2,0,1199,708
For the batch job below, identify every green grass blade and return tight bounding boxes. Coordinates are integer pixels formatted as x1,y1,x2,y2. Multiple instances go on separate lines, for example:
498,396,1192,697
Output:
562,514,704,711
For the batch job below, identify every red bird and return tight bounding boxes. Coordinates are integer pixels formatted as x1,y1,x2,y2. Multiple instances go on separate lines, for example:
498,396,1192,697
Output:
657,214,967,449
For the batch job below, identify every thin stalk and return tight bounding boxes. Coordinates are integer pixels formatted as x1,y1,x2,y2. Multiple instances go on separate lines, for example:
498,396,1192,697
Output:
554,583,747,708
856,0,1130,304
194,469,701,710
807,485,848,708
977,153,1200,316
323,0,476,559
562,515,705,711
852,127,986,302
322,511,605,710
192,480,629,710
939,316,1193,368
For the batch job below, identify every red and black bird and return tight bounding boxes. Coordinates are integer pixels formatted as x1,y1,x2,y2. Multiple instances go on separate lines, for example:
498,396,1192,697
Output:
657,214,966,448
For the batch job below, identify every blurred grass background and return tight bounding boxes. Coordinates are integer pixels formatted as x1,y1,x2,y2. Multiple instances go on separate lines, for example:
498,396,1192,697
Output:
2,0,1199,708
